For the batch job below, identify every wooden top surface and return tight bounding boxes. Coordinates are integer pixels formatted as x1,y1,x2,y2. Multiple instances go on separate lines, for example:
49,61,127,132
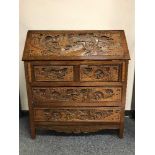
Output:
22,30,130,61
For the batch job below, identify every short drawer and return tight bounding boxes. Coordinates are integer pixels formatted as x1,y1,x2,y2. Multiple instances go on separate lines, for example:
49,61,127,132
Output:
27,61,125,83
32,86,122,103
34,107,121,122
80,64,121,82
33,65,73,82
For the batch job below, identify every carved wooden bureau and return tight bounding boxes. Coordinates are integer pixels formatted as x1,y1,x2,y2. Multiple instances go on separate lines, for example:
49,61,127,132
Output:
22,30,130,139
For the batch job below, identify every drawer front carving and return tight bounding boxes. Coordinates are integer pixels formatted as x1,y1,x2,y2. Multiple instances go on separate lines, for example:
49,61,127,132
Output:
33,66,73,81
34,108,121,122
32,87,122,102
80,65,120,82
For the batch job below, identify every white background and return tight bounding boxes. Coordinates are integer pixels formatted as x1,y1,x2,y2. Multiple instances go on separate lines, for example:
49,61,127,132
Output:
1,0,155,155
19,0,135,110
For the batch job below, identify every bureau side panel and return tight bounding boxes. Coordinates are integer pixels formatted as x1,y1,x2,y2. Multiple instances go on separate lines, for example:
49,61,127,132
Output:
24,62,36,138
119,60,129,138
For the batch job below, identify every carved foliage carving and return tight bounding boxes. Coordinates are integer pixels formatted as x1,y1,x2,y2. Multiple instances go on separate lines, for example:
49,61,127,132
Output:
80,65,120,81
38,125,112,134
34,66,73,81
34,108,121,122
26,31,123,57
32,87,122,102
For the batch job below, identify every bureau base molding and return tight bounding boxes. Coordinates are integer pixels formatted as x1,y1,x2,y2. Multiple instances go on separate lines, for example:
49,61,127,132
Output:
35,124,120,134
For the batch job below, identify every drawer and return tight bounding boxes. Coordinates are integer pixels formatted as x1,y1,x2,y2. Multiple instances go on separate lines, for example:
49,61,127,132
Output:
32,86,122,103
80,64,121,82
33,65,73,82
34,107,121,122
28,61,125,83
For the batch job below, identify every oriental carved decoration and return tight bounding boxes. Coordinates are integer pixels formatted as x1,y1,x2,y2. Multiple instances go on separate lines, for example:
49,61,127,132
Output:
23,30,130,138
32,87,122,102
25,31,124,57
34,66,73,81
80,65,120,81
34,108,121,122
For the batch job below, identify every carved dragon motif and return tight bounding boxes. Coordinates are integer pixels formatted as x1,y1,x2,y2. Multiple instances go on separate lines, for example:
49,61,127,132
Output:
25,31,123,57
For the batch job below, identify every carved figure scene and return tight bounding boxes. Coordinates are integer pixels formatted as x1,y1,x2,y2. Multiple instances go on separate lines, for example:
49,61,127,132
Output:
80,65,119,81
32,87,121,102
35,108,121,122
34,66,73,81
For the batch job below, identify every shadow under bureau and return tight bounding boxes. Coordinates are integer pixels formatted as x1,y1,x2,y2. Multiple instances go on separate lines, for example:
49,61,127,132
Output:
22,30,130,139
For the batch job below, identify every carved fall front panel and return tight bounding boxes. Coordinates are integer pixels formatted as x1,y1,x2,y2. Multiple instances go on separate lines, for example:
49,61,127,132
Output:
34,108,121,122
34,66,73,81
25,31,124,57
80,65,120,81
32,87,122,102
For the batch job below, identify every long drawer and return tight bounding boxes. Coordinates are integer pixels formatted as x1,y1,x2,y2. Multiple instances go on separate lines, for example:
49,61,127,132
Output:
34,107,121,122
32,86,122,105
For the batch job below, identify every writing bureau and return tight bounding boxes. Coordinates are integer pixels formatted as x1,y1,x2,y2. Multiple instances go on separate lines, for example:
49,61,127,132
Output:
22,30,130,139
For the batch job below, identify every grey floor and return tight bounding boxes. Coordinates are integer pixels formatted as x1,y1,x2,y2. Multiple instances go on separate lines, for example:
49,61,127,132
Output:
20,116,135,155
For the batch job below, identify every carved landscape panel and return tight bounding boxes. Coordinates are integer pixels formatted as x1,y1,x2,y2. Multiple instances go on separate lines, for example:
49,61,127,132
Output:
80,65,120,81
32,87,122,102
34,108,121,122
34,65,73,81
